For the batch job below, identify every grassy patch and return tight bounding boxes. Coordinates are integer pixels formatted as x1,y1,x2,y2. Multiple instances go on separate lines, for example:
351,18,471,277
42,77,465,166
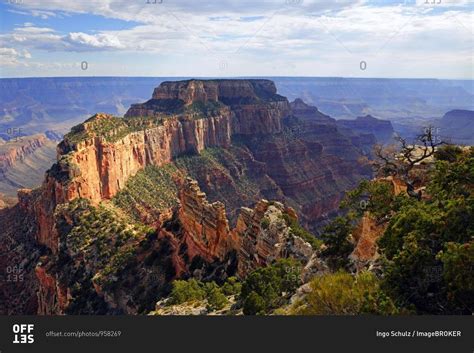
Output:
112,164,181,222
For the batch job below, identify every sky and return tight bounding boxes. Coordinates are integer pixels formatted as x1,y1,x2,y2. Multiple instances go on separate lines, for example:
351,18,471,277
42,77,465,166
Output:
0,0,473,79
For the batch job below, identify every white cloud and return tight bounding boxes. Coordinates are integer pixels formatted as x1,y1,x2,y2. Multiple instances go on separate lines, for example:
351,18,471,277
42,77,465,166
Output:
66,32,124,50
8,8,58,19
0,47,31,67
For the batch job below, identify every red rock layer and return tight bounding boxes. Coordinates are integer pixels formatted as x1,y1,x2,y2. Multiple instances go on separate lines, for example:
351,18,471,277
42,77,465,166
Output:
177,179,313,276
151,79,278,105
58,113,232,204
233,200,313,277
35,258,69,315
178,178,238,261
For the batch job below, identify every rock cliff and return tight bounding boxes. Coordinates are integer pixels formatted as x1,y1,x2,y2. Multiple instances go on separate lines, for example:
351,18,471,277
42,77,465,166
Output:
0,134,57,200
177,178,313,276
178,178,237,261
234,200,313,277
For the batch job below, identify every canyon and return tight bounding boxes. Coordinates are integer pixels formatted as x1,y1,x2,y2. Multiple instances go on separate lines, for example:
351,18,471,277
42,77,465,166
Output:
0,134,57,202
1,79,382,315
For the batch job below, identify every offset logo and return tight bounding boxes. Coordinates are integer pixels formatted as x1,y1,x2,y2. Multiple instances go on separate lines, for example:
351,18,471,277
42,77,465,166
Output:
12,324,34,344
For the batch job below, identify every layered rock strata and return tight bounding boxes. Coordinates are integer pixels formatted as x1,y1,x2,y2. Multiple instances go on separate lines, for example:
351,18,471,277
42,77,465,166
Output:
0,134,51,173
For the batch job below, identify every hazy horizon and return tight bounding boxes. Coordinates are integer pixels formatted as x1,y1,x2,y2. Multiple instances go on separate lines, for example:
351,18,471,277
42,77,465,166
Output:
1,75,473,81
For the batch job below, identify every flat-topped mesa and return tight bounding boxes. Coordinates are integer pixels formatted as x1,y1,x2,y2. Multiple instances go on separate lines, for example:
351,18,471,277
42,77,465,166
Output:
233,200,313,277
151,79,282,105
126,79,290,135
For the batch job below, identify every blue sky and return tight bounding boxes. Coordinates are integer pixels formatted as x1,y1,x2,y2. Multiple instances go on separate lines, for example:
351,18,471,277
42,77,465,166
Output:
0,0,472,78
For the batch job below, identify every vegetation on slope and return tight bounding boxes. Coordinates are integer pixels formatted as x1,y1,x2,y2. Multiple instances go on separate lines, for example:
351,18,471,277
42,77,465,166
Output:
289,271,399,315
174,147,263,208
112,164,181,223
184,101,227,118
65,114,169,145
55,198,177,314
316,145,473,314
168,277,241,311
240,259,302,315
379,146,474,314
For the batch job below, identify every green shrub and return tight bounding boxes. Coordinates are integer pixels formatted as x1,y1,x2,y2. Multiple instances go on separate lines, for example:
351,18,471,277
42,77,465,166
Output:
169,279,206,305
222,276,242,296
260,218,270,230
241,259,302,315
204,283,229,311
438,242,474,312
320,216,354,270
168,279,229,311
290,271,399,315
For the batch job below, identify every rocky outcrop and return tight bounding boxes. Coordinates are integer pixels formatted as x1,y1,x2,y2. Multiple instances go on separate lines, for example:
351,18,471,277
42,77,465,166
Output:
349,214,386,271
179,178,237,261
233,200,313,276
349,176,406,270
177,179,315,277
35,258,69,315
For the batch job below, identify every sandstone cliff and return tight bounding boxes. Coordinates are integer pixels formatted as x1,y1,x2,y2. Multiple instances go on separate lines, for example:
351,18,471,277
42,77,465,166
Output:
234,200,313,277
176,178,313,276
178,178,237,261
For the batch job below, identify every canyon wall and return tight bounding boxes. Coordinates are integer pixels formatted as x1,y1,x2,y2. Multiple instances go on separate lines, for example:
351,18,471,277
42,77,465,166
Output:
337,115,395,144
55,112,232,205
0,134,50,172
